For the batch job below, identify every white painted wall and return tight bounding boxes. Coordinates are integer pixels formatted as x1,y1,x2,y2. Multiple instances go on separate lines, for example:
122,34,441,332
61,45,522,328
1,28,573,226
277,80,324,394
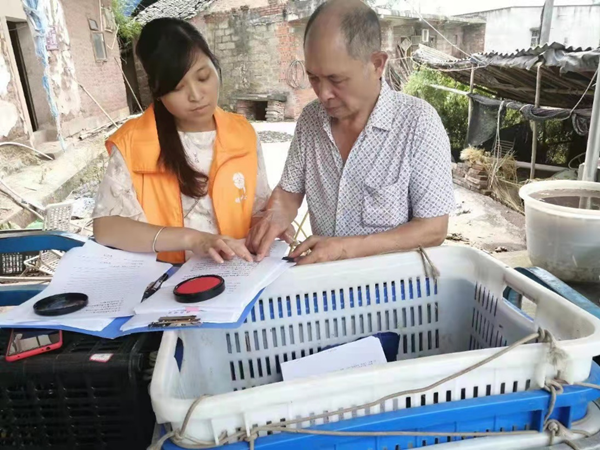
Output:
479,7,541,53
0,0,26,20
550,5,600,48
0,48,20,138
412,0,597,16
474,5,600,53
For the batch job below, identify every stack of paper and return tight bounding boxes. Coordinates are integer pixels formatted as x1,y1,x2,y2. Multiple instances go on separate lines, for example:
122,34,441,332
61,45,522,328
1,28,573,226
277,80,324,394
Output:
126,241,291,330
0,240,292,335
0,241,171,331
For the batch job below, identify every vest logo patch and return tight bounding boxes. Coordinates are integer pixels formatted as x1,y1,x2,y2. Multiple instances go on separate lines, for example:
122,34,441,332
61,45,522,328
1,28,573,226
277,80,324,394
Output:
233,172,247,204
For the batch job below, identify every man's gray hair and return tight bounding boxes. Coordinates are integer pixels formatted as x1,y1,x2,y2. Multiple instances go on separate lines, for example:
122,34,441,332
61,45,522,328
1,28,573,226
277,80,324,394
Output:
304,0,382,61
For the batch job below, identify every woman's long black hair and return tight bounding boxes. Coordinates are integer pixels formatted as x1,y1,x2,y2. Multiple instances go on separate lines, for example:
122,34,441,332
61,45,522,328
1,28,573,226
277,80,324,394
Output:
136,18,221,198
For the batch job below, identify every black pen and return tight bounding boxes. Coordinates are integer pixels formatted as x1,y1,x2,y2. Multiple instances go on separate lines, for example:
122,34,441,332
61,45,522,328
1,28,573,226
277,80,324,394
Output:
142,273,169,301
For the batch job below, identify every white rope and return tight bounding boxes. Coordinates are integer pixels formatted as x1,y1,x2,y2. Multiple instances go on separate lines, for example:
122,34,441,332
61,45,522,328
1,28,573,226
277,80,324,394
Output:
156,328,589,449
489,100,507,187
568,67,598,116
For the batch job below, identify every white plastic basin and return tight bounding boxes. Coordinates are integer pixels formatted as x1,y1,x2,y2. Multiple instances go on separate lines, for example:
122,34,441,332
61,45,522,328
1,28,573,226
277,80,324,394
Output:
520,180,600,283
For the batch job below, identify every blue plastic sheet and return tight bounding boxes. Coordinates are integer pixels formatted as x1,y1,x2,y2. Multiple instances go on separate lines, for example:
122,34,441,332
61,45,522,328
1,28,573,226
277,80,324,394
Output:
21,0,65,148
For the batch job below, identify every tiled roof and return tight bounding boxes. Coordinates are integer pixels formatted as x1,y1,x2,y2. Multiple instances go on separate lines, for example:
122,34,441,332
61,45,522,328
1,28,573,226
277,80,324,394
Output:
136,0,214,24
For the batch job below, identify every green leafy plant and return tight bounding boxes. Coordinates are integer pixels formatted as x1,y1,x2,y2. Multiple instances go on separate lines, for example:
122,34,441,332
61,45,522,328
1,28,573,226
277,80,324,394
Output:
403,68,471,152
403,68,583,167
112,0,142,44
403,68,523,153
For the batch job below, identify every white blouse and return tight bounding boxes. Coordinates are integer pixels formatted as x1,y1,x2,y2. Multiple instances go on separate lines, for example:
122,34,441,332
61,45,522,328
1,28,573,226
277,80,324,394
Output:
92,131,271,235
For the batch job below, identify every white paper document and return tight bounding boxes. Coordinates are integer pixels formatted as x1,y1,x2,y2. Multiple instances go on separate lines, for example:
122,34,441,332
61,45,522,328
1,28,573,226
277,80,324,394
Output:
9,317,115,332
135,240,291,316
281,337,388,381
0,241,171,326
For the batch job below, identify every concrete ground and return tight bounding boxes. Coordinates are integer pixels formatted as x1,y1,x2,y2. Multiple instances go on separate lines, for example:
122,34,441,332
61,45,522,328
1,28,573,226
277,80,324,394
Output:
0,135,107,229
0,120,526,256
449,186,526,253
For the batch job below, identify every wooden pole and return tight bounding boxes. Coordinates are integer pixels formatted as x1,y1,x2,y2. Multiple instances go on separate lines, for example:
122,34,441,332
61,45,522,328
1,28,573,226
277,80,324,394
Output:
530,64,543,179
467,66,476,124
78,83,117,128
429,84,469,96
114,57,143,112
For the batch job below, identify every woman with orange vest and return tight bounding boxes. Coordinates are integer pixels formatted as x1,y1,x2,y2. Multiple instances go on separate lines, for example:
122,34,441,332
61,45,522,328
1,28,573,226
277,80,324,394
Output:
93,18,272,265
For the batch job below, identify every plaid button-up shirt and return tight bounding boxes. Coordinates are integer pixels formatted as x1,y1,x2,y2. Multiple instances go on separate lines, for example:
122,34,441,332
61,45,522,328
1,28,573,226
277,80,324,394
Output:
280,81,455,237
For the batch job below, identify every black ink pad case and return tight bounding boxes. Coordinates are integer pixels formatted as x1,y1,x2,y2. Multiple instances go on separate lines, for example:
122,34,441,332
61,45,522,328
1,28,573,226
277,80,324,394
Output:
33,293,89,316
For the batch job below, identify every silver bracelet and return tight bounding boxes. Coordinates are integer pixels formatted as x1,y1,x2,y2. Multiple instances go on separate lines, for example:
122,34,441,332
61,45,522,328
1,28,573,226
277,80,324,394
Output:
152,227,166,253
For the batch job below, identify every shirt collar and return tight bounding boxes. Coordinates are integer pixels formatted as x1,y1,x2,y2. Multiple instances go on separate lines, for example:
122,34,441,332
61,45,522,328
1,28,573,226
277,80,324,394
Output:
317,81,395,134
368,81,395,132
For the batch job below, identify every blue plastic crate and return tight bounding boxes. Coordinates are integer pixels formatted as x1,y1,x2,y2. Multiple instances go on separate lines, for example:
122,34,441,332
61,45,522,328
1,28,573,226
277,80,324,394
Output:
159,363,600,449
4,232,600,450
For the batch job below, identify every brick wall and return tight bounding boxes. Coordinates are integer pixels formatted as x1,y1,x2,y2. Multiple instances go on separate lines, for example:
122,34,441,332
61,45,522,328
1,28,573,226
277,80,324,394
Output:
133,43,153,108
275,19,315,118
210,0,271,13
463,24,485,55
433,23,465,58
390,22,485,59
433,23,485,58
392,24,416,47
132,8,485,120
153,3,317,120
61,0,128,126
381,22,395,53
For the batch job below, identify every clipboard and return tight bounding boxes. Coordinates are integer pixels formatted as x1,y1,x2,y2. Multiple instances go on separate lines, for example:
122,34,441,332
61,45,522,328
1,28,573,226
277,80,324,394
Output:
0,231,285,339
3,287,265,339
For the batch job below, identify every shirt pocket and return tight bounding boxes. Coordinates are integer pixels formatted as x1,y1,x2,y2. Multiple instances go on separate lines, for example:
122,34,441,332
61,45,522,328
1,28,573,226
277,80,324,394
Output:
362,180,409,229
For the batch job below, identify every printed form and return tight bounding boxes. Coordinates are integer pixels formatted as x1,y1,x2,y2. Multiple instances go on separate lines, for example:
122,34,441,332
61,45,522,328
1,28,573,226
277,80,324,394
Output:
134,240,291,315
0,241,171,325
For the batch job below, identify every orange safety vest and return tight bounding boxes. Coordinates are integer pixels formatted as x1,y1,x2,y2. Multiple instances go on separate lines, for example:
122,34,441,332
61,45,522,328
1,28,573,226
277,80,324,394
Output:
105,105,257,264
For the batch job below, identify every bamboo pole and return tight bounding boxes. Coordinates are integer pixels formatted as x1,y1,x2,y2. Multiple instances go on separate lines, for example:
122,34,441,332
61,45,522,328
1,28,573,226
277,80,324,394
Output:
467,66,476,125
530,64,543,179
78,83,117,127
114,57,143,112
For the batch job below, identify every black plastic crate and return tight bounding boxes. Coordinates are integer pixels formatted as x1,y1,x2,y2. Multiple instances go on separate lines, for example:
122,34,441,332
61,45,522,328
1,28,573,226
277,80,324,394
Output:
0,251,38,275
0,330,161,449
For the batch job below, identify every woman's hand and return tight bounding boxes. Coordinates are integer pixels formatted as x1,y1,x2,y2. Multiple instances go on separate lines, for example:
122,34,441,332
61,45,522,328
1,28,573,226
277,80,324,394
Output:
186,231,254,264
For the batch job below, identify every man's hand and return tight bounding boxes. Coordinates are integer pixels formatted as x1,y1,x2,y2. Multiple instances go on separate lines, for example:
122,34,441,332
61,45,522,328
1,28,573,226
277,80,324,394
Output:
247,187,304,261
289,236,359,265
247,210,295,261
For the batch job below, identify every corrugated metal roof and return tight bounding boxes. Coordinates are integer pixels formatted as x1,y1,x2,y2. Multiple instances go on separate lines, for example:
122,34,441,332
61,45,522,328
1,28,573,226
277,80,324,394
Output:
373,7,485,24
413,45,459,65
413,43,599,109
477,43,596,60
136,0,214,24
417,43,597,66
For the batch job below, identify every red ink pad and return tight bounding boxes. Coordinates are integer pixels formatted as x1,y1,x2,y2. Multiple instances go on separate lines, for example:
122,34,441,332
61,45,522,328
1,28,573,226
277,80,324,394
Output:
173,275,225,303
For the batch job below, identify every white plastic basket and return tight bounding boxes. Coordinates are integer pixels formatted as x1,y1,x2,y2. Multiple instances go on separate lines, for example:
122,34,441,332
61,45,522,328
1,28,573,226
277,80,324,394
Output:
150,246,600,445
